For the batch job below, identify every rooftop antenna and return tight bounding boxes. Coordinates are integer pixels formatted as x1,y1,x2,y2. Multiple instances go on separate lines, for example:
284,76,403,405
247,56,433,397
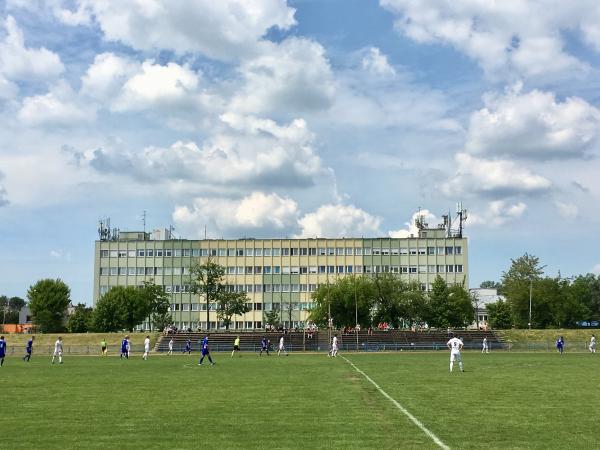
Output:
204,225,207,240
141,210,147,234
456,202,468,238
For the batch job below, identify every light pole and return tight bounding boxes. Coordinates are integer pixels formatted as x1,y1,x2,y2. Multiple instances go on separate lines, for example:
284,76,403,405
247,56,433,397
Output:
354,274,359,351
528,278,532,330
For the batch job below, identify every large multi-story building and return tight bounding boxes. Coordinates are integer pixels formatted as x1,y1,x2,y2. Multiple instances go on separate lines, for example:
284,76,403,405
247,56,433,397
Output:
94,223,468,330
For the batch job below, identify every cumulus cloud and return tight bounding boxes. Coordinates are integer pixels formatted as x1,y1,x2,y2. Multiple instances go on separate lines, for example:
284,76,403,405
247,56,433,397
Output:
466,87,600,159
18,81,95,126
0,16,64,81
389,209,437,238
361,47,396,77
0,172,9,207
56,0,296,60
442,153,552,197
555,201,579,219
173,192,300,238
380,0,593,79
230,38,335,114
88,113,324,189
591,264,600,276
295,204,382,238
468,201,527,227
81,52,139,101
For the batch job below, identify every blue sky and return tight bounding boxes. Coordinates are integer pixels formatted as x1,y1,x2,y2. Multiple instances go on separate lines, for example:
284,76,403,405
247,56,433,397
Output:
1,0,600,304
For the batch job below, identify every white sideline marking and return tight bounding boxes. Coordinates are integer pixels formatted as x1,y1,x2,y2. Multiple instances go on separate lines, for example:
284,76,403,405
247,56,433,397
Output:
341,356,450,450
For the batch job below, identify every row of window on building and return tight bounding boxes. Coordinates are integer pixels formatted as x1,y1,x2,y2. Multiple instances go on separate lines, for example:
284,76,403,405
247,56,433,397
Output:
168,302,314,312
100,246,462,258
100,264,463,277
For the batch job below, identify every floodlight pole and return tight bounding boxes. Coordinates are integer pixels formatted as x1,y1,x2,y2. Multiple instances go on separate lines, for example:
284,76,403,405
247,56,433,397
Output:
528,278,532,330
354,273,359,352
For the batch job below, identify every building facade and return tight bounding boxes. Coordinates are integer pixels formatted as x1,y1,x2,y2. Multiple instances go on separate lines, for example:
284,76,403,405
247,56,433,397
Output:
94,228,468,330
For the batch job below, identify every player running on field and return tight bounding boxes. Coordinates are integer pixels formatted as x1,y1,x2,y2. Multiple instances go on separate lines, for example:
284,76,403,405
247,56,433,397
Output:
51,337,63,364
120,336,130,359
259,337,270,356
231,336,241,358
198,335,215,366
482,337,489,354
277,335,288,356
556,336,565,355
0,335,6,367
142,335,151,360
23,336,34,362
167,338,174,355
589,334,596,354
101,338,107,356
447,333,464,373
183,338,192,355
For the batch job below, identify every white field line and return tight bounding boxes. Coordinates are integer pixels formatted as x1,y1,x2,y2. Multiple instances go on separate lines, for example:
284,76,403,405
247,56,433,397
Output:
341,355,450,450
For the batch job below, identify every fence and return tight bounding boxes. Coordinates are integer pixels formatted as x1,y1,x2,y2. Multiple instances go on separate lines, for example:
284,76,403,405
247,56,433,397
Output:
505,341,594,352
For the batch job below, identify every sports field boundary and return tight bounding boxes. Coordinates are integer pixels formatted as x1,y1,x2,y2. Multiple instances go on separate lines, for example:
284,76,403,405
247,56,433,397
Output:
341,355,450,450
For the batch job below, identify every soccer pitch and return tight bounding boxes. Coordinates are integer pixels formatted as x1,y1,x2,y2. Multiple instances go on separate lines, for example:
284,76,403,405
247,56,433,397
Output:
2,351,598,449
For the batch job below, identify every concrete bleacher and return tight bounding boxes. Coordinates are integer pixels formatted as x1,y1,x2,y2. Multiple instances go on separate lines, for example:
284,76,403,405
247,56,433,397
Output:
154,329,505,353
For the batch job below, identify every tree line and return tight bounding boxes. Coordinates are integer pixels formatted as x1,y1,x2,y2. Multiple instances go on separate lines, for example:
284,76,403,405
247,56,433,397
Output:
482,253,600,329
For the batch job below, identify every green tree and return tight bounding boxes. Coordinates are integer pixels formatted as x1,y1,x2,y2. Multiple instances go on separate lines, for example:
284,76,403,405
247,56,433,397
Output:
217,290,251,330
264,309,280,329
372,274,407,328
1,295,25,324
140,280,171,331
447,284,474,328
66,303,93,333
191,259,225,330
486,300,512,329
310,276,375,328
501,253,545,328
570,274,600,322
27,279,71,332
424,276,451,329
92,286,151,332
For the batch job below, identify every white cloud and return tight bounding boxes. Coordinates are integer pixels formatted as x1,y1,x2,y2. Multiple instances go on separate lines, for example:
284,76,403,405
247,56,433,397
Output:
230,37,335,114
173,192,299,237
443,153,552,197
361,47,396,77
68,0,296,60
89,113,324,189
555,201,579,219
18,81,95,126
0,16,64,81
468,201,527,227
466,88,600,159
295,204,382,238
591,264,600,276
0,74,18,100
80,52,139,101
0,185,8,206
389,209,437,238
380,0,593,79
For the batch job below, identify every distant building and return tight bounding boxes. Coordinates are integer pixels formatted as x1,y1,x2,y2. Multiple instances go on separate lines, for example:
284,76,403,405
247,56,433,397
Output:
94,215,469,331
469,288,505,329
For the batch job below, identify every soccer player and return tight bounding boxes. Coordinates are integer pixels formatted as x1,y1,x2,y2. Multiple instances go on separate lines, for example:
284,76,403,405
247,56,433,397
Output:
447,333,464,373
23,336,34,362
0,335,6,367
142,335,151,360
167,338,174,355
231,336,241,358
329,334,338,357
183,338,192,355
482,337,489,354
589,334,596,354
51,337,63,364
556,336,564,355
120,335,129,359
100,338,107,356
198,335,215,366
277,335,287,356
259,336,270,356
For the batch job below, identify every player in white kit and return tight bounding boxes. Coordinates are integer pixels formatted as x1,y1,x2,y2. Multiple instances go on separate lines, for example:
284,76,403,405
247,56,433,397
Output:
142,335,151,360
589,334,596,353
277,335,287,356
52,337,63,364
482,337,489,354
167,338,174,355
447,334,464,372
329,334,338,357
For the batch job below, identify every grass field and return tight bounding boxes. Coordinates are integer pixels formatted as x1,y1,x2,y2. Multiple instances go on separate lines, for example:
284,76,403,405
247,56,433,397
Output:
1,350,598,449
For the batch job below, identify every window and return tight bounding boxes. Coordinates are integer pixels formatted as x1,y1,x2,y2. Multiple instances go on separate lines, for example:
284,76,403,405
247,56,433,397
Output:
128,250,136,257
145,267,154,275
255,266,262,274
418,265,427,273
445,246,454,255
337,266,344,273
128,267,136,276
117,250,126,258
355,248,362,256
273,266,281,274
400,248,408,255
382,248,390,256
291,248,299,256
373,248,381,255
255,248,263,257
282,248,290,256
437,247,444,256
118,267,127,275
254,303,262,311
156,249,164,257
136,267,145,275
291,266,299,274
236,249,244,257
319,266,326,273
336,248,344,256
174,249,181,257
400,266,408,273
245,284,253,293
228,266,235,274
164,267,172,275
209,249,217,256
281,284,290,292
191,303,199,311
364,248,372,255
165,249,172,257
328,266,335,273
173,267,182,275
218,248,226,257
264,248,271,256
300,266,308,274
273,284,281,292
147,249,154,257
409,266,417,274
418,248,426,255
272,248,281,256
345,247,353,256
182,303,190,311
254,284,263,293
455,265,463,273
391,248,399,255
327,247,335,255
390,266,399,273
346,266,353,273
318,247,326,255
427,247,435,255
309,248,317,256
246,266,253,274
309,266,317,274
237,266,244,274
263,266,271,274
355,266,363,274
282,266,291,274
100,250,109,258
455,246,462,255
364,266,372,273
100,285,109,295
309,284,317,292
192,249,199,257
110,250,117,257
420,283,427,292
100,267,108,275
428,265,436,273
437,265,445,273
263,284,272,293
446,265,454,273
246,248,254,257
300,248,308,256
137,249,145,257
409,248,417,255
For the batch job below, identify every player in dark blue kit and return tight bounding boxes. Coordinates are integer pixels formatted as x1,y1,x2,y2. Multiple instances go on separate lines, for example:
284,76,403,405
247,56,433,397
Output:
198,335,215,366
259,336,270,356
0,335,6,367
22,336,34,362
556,336,565,355
120,336,130,359
183,338,192,354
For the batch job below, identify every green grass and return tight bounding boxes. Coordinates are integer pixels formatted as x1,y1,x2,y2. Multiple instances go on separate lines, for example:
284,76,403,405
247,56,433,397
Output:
498,329,596,344
1,351,598,449
2,333,159,347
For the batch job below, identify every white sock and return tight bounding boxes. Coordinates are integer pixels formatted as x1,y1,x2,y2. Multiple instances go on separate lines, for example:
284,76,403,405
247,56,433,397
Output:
459,362,463,371
450,361,453,372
